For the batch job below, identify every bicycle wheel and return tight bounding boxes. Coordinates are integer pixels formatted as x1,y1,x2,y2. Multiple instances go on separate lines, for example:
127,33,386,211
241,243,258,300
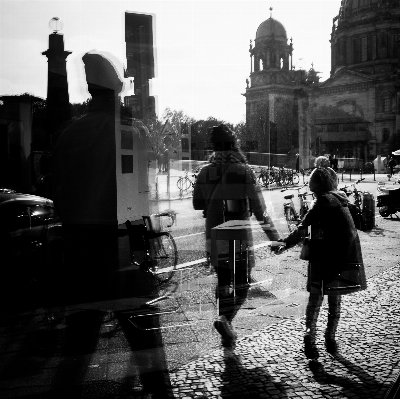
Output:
284,206,298,232
148,233,177,285
177,176,191,192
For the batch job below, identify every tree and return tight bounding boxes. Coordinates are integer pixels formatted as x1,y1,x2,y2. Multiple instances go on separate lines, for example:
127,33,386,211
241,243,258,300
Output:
71,98,92,119
161,108,191,152
190,117,228,159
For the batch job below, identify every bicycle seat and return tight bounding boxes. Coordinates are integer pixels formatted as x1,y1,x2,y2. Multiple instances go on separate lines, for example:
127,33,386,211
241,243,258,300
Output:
284,194,294,200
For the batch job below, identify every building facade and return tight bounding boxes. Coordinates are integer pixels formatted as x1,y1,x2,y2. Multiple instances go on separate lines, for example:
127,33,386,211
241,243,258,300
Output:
245,1,400,168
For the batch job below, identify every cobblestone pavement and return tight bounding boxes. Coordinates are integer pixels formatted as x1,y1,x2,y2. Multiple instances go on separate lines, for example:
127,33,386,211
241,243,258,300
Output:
169,265,400,398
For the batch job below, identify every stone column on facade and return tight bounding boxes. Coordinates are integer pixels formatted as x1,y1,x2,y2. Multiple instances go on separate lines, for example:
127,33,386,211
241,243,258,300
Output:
283,50,289,70
276,49,280,69
266,49,270,69
295,88,310,169
269,93,275,122
254,55,260,72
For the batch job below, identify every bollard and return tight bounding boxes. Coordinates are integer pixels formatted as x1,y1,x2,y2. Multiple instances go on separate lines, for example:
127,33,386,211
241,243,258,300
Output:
362,192,375,230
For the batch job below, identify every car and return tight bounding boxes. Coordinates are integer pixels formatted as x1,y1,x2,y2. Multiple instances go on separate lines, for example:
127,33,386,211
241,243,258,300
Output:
0,191,63,308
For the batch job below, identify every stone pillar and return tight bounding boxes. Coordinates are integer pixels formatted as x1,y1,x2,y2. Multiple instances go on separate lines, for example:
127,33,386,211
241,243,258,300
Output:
295,89,310,169
254,56,260,72
283,52,289,70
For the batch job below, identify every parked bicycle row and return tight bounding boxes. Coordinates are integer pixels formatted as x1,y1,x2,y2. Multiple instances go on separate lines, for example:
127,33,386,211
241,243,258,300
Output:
253,165,315,188
176,164,311,195
282,178,378,233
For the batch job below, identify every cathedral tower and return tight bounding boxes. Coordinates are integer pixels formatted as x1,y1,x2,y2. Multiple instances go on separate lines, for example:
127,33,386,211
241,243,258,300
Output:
244,12,317,168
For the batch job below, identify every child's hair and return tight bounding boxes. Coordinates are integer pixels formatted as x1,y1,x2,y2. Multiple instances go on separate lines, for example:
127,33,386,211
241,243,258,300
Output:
309,167,338,194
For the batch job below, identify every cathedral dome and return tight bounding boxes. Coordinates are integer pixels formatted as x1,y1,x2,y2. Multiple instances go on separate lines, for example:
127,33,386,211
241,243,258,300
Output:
341,0,379,15
256,17,287,42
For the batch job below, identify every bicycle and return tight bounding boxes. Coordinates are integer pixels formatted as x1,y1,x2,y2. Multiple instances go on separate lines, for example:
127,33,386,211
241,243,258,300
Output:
281,167,300,186
125,211,178,285
177,169,195,193
256,166,273,188
282,183,314,232
340,178,370,228
339,178,364,210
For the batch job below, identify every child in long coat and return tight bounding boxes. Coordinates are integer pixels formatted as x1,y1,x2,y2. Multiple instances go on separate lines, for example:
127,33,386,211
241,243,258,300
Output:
278,167,366,358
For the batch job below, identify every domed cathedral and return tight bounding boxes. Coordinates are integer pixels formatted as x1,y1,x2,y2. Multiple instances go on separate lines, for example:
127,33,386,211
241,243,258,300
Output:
244,10,318,168
245,2,400,169
313,0,400,166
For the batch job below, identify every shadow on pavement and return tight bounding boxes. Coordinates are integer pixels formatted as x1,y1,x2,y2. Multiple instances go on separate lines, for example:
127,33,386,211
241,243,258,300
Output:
220,348,288,398
308,353,389,398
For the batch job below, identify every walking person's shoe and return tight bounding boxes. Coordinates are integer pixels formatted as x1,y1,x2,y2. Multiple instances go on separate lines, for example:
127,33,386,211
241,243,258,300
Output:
214,316,237,347
304,330,319,359
324,331,338,354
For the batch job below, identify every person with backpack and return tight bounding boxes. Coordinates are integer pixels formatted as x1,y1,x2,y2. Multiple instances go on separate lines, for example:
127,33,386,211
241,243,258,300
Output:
273,166,366,359
193,124,281,348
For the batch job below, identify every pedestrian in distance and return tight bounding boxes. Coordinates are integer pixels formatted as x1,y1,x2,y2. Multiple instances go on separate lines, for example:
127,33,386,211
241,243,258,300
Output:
273,166,366,359
162,148,169,173
157,150,163,173
193,124,282,348
328,154,333,169
388,157,396,177
315,155,330,168
332,155,339,172
295,153,300,173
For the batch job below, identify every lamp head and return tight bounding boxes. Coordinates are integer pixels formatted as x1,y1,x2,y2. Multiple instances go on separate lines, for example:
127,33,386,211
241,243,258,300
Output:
49,17,63,34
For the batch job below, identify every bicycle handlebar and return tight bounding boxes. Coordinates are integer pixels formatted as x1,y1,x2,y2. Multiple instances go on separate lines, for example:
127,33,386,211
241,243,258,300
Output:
281,182,308,193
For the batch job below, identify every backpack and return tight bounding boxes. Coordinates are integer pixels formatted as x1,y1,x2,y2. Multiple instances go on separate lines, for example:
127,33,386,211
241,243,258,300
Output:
347,203,365,231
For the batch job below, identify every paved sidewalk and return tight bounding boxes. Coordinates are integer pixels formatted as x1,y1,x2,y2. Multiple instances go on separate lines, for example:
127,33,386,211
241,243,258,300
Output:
169,264,400,398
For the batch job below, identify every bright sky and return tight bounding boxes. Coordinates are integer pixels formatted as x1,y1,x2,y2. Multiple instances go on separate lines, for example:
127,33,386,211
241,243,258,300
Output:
0,0,340,124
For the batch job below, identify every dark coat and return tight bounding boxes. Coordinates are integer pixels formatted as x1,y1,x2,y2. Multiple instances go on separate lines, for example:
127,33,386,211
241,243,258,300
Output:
288,191,366,296
52,99,117,226
192,152,279,255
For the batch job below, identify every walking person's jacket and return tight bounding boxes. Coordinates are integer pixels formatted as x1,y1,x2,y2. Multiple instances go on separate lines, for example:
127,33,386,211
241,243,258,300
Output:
193,151,280,256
